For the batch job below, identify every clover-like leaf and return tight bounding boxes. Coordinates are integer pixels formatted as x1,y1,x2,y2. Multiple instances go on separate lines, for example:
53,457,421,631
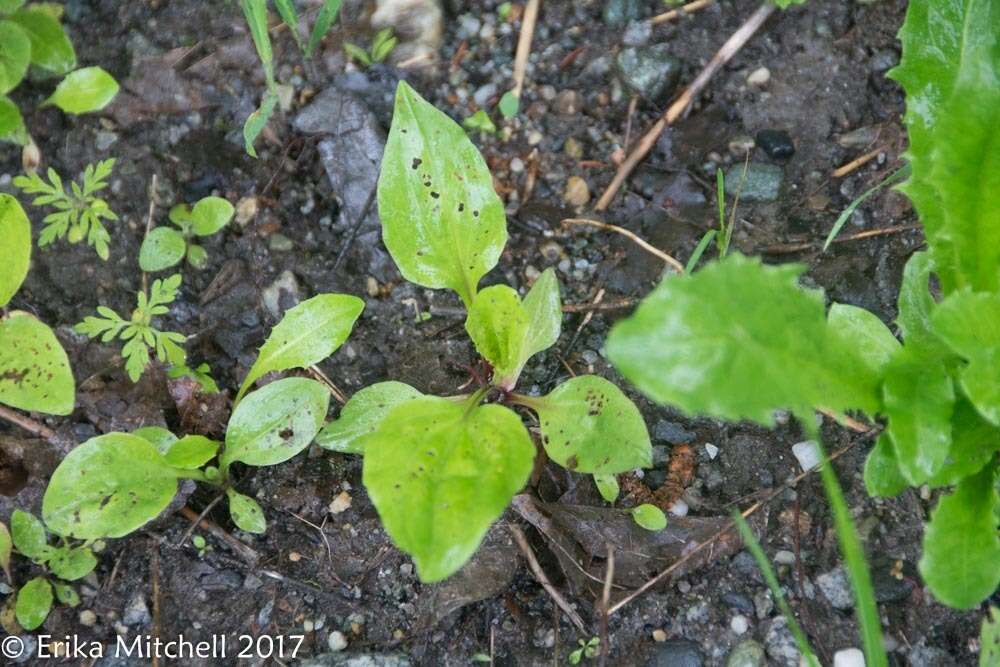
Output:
0,20,30,95
11,510,48,561
8,7,75,74
190,196,234,236
526,375,651,474
606,254,880,424
227,489,266,534
42,433,180,540
919,462,1000,609
0,193,30,307
827,303,899,376
363,397,534,582
316,381,423,454
237,293,364,402
163,435,219,469
44,66,119,114
378,81,507,306
631,504,667,531
48,546,97,581
222,377,329,468
0,311,75,415
15,576,52,630
139,226,186,272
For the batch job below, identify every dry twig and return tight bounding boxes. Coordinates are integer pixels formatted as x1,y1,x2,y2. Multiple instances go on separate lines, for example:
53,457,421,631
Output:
563,218,685,273
651,0,716,24
0,405,55,440
760,224,921,255
512,0,541,99
510,524,589,633
178,505,260,565
832,148,882,178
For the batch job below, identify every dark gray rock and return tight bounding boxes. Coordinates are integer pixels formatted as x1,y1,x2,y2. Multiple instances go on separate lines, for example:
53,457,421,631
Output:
721,591,756,614
646,640,704,667
616,45,682,101
755,129,795,160
653,420,695,444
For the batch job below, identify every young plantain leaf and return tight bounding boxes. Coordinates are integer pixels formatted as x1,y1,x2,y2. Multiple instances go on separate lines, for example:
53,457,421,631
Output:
527,375,651,474
827,303,899,376
44,66,119,114
919,462,1000,609
8,7,75,74
863,435,908,498
606,254,879,424
890,0,1000,294
11,510,48,561
139,226,186,272
48,546,96,581
222,377,329,468
243,90,277,158
227,489,267,534
0,311,75,415
518,268,562,367
0,20,30,94
593,473,619,503
237,293,364,402
15,576,51,630
0,193,31,307
42,433,180,540
631,504,667,531
316,381,423,454
0,94,27,144
164,435,220,469
191,196,234,236
378,81,507,306
363,397,534,582
465,285,528,384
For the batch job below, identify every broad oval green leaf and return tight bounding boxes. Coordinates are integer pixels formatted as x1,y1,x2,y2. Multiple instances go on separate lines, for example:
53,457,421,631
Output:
531,375,651,474
631,504,667,531
606,254,879,424
593,473,619,503
15,576,51,630
465,285,528,384
0,94,27,144
223,377,329,468
132,425,178,454
378,81,507,306
518,268,562,368
0,311,75,415
0,20,30,94
44,66,119,114
237,293,364,402
42,433,180,540
863,435,908,499
919,462,1000,609
363,397,534,582
0,521,10,580
191,196,234,236
48,546,96,581
227,489,266,534
139,226,186,273
164,435,220,469
0,193,30,307
8,7,75,74
827,303,899,376
11,509,47,561
316,381,423,454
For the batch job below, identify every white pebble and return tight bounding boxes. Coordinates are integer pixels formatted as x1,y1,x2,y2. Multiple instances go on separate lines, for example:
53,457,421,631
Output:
329,491,352,514
833,648,865,667
668,499,689,517
327,631,348,652
774,550,796,565
730,614,750,635
747,66,771,86
792,440,822,471
79,610,97,626
704,443,719,460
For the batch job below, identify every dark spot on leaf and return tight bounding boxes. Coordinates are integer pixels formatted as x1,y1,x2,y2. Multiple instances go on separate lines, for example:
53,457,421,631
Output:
280,428,294,439
411,157,422,169
566,455,578,470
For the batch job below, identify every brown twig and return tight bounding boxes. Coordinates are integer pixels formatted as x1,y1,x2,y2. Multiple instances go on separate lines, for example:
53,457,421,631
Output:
561,299,636,313
598,545,615,667
595,3,776,210
651,0,716,24
308,365,346,404
178,505,260,565
760,224,922,255
832,148,882,178
511,0,541,100
563,218,685,273
510,524,589,633
142,174,158,294
0,405,55,440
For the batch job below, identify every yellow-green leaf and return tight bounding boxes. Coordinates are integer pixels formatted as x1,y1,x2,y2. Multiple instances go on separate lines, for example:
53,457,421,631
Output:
44,66,119,114
15,576,51,630
0,193,30,307
227,489,267,534
316,381,423,454
0,20,30,94
0,311,75,415
8,7,75,74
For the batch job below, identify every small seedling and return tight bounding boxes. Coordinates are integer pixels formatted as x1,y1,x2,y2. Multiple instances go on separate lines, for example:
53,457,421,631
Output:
14,159,118,260
568,637,600,665
75,274,187,382
343,27,397,67
630,503,667,531
139,196,235,272
191,534,209,557
463,110,497,137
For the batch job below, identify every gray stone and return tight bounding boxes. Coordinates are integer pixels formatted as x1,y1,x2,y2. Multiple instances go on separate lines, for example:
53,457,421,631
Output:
122,593,151,626
726,640,766,667
623,20,652,47
764,617,801,667
604,0,642,26
817,567,854,610
725,162,783,202
653,420,695,444
646,640,703,667
616,45,682,101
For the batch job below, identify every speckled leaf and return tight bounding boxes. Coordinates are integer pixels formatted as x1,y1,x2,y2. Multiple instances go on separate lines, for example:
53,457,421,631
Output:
8,7,75,74
932,290,1000,424
237,293,364,402
827,303,899,376
0,193,30,307
0,20,30,94
44,66,119,114
48,546,96,581
531,375,651,474
378,81,507,306
0,311,75,415
227,489,266,534
363,397,534,582
42,433,180,540
919,461,1000,609
222,377,329,468
52,581,78,607
465,285,528,384
0,522,10,580
593,473,619,503
138,226,186,272
890,0,1000,294
863,435,908,498
316,381,423,454
606,254,879,424
164,435,219,469
982,607,1000,667
10,510,47,561
190,196,234,236
15,576,51,630
631,504,667,531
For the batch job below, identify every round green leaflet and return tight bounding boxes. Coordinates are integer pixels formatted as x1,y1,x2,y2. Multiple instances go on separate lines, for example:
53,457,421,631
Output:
0,20,30,95
15,576,52,630
631,504,667,531
363,397,535,582
0,193,30,307
48,546,97,581
227,489,267,534
44,66,119,114
190,196,234,236
0,311,75,415
0,94,26,143
139,226,186,272
43,433,181,540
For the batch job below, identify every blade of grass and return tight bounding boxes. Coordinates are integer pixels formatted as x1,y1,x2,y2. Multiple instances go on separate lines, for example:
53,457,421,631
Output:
274,0,305,54
823,165,909,251
243,91,278,159
732,511,820,667
685,230,717,275
715,169,726,256
306,0,343,58
240,0,275,86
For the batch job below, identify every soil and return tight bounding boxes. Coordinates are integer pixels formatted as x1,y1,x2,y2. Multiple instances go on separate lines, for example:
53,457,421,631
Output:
0,0,987,665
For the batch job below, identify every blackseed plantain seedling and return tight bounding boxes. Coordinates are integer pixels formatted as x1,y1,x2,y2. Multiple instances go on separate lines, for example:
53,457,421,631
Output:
0,194,75,416
0,1,119,145
139,196,235,272
14,158,118,260
313,81,653,583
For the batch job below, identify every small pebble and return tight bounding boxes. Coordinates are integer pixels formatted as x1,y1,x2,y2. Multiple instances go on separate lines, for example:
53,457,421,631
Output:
704,443,719,460
329,491,352,514
289,551,302,562
327,631,348,652
554,90,582,115
747,66,771,86
509,157,525,173
731,615,750,635
79,610,97,627
833,648,865,667
773,550,796,565
755,129,795,160
669,499,689,517
652,629,668,642
564,176,591,207
791,440,821,471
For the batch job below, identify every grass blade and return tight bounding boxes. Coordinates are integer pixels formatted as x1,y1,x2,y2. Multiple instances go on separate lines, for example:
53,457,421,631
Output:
240,0,274,85
306,0,342,58
274,0,305,54
823,165,910,251
685,230,716,275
